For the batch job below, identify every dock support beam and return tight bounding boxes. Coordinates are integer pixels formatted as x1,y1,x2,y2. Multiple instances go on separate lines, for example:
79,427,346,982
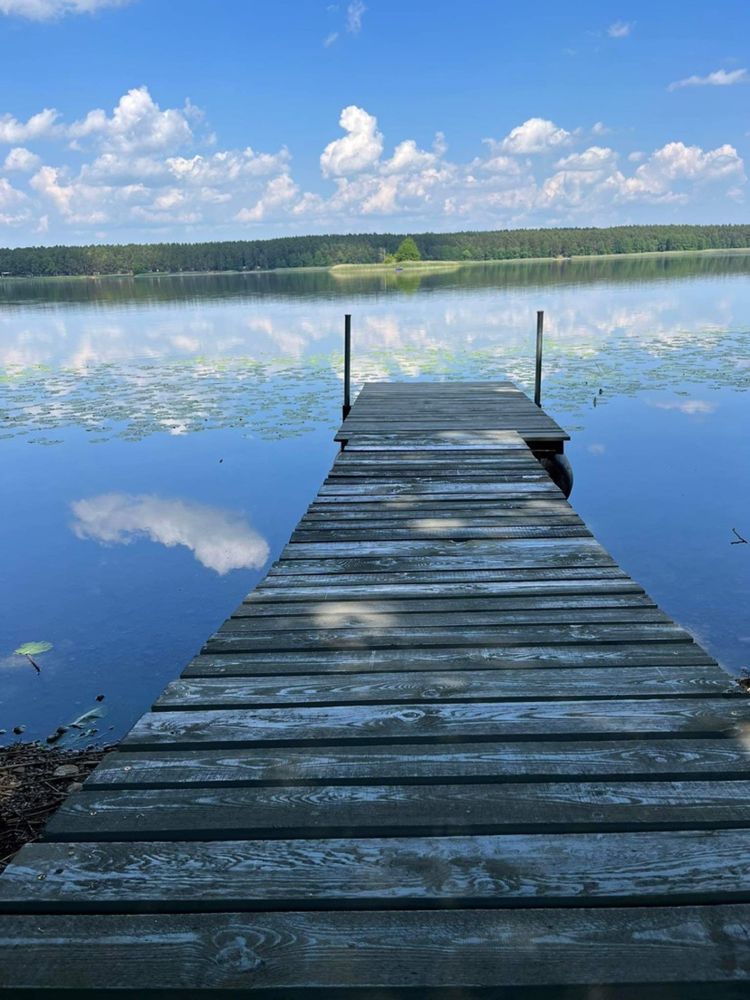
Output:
343,313,352,421
534,310,544,408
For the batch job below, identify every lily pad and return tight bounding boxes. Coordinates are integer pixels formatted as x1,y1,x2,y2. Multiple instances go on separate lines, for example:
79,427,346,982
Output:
14,642,53,656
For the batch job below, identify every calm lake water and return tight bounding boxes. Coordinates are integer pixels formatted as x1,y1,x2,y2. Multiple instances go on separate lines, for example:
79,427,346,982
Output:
1,253,749,745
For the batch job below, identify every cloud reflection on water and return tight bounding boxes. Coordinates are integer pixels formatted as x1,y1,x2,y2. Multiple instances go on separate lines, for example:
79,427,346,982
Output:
70,493,270,575
650,399,717,415
2,259,750,445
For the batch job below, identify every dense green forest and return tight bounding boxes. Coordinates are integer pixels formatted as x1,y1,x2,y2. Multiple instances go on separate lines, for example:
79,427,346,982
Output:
4,251,748,307
1,225,749,277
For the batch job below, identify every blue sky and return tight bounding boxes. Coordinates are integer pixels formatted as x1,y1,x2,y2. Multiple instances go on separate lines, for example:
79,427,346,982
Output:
0,0,748,245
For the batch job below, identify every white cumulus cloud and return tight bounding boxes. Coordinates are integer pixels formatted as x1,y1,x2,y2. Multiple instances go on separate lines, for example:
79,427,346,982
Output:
0,108,59,144
382,139,437,174
0,93,745,239
320,105,383,176
495,117,572,155
236,172,299,222
68,86,194,153
630,142,744,189
3,146,41,171
0,176,29,225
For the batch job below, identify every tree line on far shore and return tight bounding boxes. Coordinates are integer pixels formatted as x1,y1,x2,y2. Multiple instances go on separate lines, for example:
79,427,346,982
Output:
1,224,749,277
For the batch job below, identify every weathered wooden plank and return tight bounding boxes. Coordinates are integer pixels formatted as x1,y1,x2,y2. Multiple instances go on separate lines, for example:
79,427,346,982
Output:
306,491,569,505
328,466,549,478
318,481,560,496
297,516,585,532
86,738,750,788
282,537,607,560
299,510,579,522
45,779,750,840
184,643,715,677
4,829,750,911
267,554,617,578
327,473,553,485
345,396,550,402
276,536,610,559
123,697,747,749
335,447,544,458
343,399,553,406
328,466,548,477
348,395,540,402
340,409,561,416
266,557,617,577
302,504,579,521
313,492,567,506
1,906,748,996
339,430,568,442
357,380,518,387
220,608,670,635
339,420,560,427
338,422,566,432
237,593,656,617
348,397,545,404
259,568,632,592
155,666,732,711
292,525,591,542
246,576,643,603
343,431,531,449
338,425,563,434
299,506,581,520
334,455,544,467
206,622,692,653
338,423,561,431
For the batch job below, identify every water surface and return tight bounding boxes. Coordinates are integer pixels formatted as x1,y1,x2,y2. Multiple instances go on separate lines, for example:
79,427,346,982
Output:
2,253,749,744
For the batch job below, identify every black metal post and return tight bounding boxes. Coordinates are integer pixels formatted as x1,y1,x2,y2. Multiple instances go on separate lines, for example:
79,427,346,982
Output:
343,313,351,420
534,310,544,408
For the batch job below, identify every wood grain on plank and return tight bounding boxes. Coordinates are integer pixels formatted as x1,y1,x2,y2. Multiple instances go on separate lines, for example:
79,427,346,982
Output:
155,666,732,711
4,829,750,910
245,576,643,602
238,587,656,618
259,566,630,587
87,738,750,788
292,525,591,541
1,906,747,995
45,779,750,841
123,697,747,749
219,608,671,634
281,538,606,560
205,622,694,653
184,643,715,678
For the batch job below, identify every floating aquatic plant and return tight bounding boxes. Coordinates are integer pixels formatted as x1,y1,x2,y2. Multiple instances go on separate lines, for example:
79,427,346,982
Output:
14,641,53,675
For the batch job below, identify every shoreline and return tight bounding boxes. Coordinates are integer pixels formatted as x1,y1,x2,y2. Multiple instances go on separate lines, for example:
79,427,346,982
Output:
0,741,114,873
1,246,750,281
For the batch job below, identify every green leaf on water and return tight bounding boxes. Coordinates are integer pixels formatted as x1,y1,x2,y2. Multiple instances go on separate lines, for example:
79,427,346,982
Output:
14,641,53,656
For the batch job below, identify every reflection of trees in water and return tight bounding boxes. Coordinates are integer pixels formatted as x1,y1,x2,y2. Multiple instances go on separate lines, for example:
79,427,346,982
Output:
4,252,750,307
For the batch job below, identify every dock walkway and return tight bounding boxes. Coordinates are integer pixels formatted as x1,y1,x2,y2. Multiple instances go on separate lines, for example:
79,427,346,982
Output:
2,381,750,996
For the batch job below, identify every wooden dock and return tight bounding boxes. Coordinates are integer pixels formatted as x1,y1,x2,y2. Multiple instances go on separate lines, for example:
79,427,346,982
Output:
2,380,750,997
